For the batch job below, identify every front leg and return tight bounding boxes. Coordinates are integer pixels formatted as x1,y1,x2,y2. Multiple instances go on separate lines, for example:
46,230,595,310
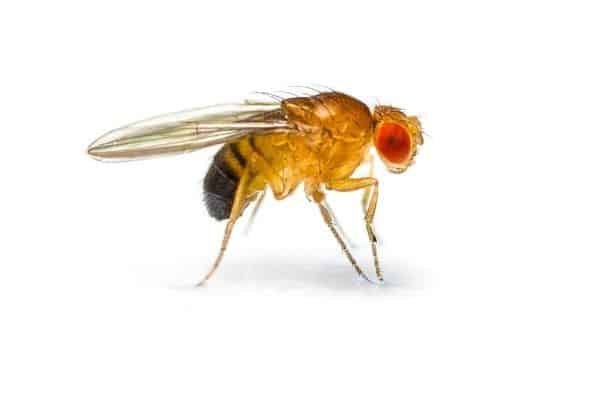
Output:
361,153,375,215
326,177,382,281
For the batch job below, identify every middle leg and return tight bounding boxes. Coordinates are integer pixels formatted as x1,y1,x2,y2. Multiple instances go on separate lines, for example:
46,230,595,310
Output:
243,190,266,236
314,194,373,283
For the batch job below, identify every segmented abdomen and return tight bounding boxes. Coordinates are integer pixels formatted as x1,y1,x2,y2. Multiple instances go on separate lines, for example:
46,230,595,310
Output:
203,144,247,220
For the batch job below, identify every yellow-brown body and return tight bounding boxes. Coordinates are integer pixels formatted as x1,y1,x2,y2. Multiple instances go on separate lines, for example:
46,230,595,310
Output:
203,92,374,219
88,89,423,284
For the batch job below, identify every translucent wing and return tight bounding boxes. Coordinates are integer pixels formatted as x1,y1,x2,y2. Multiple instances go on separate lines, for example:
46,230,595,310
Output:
87,102,290,161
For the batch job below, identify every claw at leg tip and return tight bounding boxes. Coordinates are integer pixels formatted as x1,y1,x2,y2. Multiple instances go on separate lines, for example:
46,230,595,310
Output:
195,278,209,287
357,273,374,284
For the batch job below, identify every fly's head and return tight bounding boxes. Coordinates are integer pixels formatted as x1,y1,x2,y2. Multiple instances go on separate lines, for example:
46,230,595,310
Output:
372,106,423,174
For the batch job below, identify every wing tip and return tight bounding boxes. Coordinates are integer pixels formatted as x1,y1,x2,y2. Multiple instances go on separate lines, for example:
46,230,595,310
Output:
87,142,100,159
87,139,102,159
87,140,114,162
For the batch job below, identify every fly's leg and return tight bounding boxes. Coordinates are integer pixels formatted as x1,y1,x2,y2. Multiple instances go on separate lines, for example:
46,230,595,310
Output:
360,153,380,244
322,198,355,248
312,190,372,283
247,151,285,199
198,149,285,285
244,190,266,236
326,178,383,282
196,169,251,286
306,187,373,283
361,153,375,215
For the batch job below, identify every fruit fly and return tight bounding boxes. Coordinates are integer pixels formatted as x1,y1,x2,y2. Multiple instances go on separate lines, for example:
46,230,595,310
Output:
87,90,423,284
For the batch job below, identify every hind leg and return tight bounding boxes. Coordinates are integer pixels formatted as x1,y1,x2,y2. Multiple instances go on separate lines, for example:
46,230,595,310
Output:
197,149,286,285
196,168,251,286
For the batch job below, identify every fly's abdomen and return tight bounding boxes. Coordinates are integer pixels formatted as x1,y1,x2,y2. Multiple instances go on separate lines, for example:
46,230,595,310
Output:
203,144,246,220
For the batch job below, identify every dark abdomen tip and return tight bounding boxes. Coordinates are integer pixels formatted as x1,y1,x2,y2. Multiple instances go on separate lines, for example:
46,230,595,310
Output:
203,147,239,220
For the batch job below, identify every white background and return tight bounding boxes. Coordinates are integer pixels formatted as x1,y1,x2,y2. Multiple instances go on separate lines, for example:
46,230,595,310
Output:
1,1,599,399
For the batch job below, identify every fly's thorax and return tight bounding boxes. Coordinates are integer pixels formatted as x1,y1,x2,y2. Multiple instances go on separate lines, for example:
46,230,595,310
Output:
278,92,375,184
282,92,373,140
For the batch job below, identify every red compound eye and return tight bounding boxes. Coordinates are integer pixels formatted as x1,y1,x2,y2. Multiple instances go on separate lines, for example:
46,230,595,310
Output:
375,123,412,164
